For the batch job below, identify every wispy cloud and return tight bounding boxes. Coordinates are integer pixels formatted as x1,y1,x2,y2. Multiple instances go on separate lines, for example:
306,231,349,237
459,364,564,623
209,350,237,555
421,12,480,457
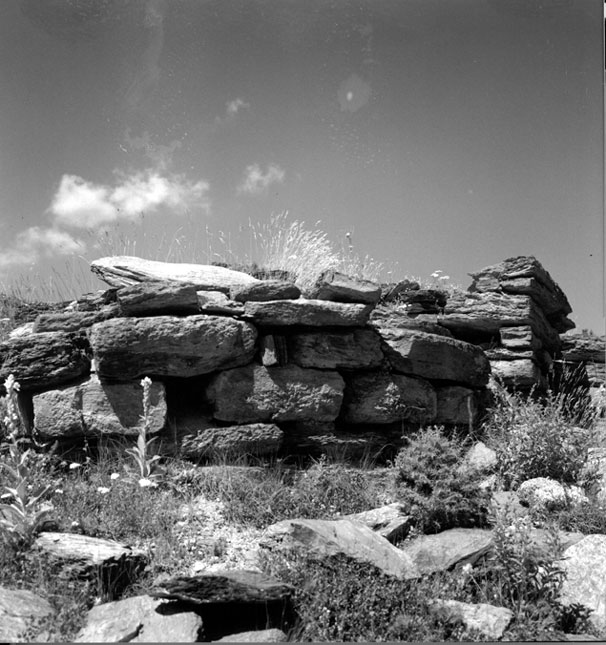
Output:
215,98,250,125
0,168,210,270
237,163,285,195
50,171,210,229
0,227,85,269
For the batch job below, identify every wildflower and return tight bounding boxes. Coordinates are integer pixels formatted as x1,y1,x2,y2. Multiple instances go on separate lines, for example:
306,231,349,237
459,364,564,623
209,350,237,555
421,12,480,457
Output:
69,462,81,470
138,478,158,488
110,473,120,480
70,520,80,528
54,489,64,495
97,487,110,495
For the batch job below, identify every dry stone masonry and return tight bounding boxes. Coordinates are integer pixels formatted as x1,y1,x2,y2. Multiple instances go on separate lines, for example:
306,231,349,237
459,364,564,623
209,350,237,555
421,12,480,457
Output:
0,255,598,461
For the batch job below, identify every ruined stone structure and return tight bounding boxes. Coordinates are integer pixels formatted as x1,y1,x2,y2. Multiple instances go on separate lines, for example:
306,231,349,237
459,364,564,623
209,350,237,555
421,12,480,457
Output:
0,255,595,462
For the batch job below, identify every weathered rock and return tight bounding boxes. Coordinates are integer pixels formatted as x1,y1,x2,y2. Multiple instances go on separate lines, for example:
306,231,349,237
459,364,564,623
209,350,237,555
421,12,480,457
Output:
91,256,260,292
231,280,301,303
499,325,543,351
308,270,382,305
33,306,119,333
150,570,295,640
370,306,453,337
345,503,412,543
460,442,498,476
180,423,284,459
8,322,35,338
116,281,200,316
75,594,202,642
441,292,562,352
0,331,90,392
387,288,448,315
213,628,288,642
380,279,420,303
197,291,245,315
33,532,147,597
468,256,573,327
559,535,606,632
0,586,54,643
287,329,384,370
428,599,513,640
33,375,166,439
435,386,482,426
208,364,344,423
517,477,587,511
259,518,420,580
340,372,436,425
244,299,373,327
561,331,606,364
89,315,257,379
379,329,491,387
400,528,493,576
490,358,546,389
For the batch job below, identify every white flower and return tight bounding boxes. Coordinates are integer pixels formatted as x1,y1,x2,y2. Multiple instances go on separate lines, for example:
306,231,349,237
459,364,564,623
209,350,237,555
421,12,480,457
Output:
97,486,110,495
69,462,81,470
54,489,64,495
70,520,80,528
138,478,158,488
110,473,120,480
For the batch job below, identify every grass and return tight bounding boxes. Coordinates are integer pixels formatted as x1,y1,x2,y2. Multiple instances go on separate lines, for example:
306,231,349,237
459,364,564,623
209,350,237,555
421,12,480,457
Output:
2,370,606,641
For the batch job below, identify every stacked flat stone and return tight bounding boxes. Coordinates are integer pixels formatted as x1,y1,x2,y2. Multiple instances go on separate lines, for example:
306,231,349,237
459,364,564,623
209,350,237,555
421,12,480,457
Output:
0,257,494,461
438,256,575,391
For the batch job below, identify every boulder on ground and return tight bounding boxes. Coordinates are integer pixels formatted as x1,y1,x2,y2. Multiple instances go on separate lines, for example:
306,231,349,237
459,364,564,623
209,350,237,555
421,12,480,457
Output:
287,329,384,370
0,586,54,643
75,594,202,643
308,270,382,305
208,364,344,423
243,299,373,327
180,423,284,459
89,315,257,379
150,570,296,641
345,503,412,543
33,375,166,439
558,535,606,632
379,329,491,387
213,628,288,642
258,518,419,580
428,599,513,640
0,331,90,392
33,532,147,598
340,372,436,425
459,441,498,476
91,256,260,292
231,280,301,303
400,528,493,576
517,477,587,511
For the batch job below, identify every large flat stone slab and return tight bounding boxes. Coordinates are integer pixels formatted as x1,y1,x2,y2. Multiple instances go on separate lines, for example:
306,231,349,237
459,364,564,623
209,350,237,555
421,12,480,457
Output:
379,328,490,387
308,270,382,304
89,315,257,379
116,281,201,316
400,528,493,576
75,594,202,642
259,518,419,580
0,587,53,642
91,256,260,292
208,364,344,423
0,331,90,392
243,299,373,327
33,375,166,439
286,329,383,370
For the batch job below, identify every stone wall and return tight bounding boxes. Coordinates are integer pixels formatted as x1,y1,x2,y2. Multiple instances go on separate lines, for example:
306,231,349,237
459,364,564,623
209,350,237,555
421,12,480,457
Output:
0,255,593,462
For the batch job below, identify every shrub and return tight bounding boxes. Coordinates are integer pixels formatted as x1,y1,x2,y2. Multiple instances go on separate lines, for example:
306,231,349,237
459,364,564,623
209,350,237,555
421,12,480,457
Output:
260,550,452,642
393,426,491,534
483,378,600,489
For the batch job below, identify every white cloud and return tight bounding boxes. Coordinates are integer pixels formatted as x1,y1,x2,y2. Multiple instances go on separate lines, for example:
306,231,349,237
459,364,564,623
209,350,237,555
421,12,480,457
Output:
226,98,250,117
50,171,211,229
0,226,85,269
237,163,285,195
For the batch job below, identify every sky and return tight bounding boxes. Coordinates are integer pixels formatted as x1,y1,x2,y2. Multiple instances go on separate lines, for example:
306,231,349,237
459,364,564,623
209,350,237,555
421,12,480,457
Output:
0,0,603,333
